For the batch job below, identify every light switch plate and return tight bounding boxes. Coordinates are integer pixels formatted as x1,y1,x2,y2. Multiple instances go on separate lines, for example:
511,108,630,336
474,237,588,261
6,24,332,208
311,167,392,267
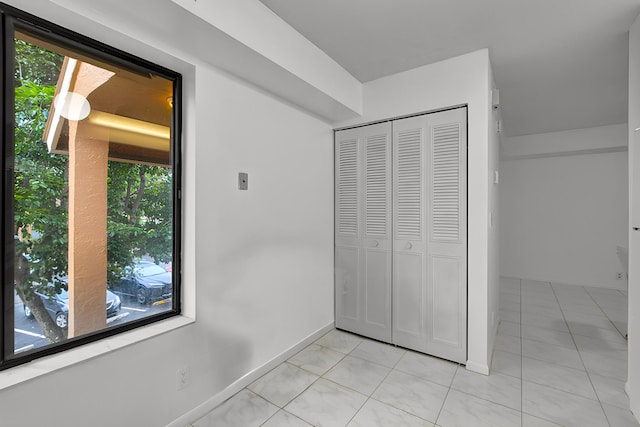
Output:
238,172,248,190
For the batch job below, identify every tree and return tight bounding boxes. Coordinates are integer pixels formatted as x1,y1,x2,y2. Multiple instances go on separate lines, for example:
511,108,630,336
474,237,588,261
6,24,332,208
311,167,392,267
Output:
14,39,68,342
106,162,174,284
13,38,174,345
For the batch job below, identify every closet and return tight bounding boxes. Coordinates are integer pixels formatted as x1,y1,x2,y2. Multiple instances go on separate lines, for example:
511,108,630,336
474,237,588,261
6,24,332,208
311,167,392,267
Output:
335,107,467,364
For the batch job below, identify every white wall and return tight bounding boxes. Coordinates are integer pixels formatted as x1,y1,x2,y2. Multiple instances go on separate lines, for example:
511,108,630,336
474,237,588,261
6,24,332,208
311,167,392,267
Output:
170,0,363,117
487,70,501,362
0,1,335,426
194,63,335,380
500,125,628,289
628,11,640,421
335,49,497,374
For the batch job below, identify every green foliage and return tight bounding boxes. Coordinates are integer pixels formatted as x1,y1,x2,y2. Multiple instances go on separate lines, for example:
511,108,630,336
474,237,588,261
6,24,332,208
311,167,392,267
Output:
15,39,62,86
14,40,68,298
106,162,173,284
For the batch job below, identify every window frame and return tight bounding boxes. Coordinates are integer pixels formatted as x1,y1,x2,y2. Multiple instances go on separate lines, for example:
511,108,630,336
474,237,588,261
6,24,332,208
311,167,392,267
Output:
0,2,182,371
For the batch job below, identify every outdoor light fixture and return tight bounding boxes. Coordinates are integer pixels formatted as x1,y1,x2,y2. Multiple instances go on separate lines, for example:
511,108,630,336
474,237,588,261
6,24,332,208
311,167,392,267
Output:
53,91,91,121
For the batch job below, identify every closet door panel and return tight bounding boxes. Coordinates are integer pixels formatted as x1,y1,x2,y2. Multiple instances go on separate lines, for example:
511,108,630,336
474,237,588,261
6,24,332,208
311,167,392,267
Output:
335,123,392,342
335,128,362,332
335,246,360,322
392,115,428,351
360,123,393,341
335,131,360,241
430,254,462,345
364,249,390,329
394,252,423,336
426,108,467,363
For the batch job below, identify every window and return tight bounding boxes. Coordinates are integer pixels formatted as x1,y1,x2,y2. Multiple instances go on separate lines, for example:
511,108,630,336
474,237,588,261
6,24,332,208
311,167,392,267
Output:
1,3,182,370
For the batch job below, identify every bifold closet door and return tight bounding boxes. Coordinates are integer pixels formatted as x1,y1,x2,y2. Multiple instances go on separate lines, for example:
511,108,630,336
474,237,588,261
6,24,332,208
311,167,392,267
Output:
392,114,428,352
335,122,392,342
392,107,467,364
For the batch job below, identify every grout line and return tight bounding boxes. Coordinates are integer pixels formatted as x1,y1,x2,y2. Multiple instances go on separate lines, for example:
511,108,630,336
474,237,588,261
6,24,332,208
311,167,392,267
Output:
253,336,353,425
342,394,369,427
433,363,460,426
322,333,403,426
344,347,447,427
257,406,308,427
583,287,627,340
366,395,436,425
550,283,614,427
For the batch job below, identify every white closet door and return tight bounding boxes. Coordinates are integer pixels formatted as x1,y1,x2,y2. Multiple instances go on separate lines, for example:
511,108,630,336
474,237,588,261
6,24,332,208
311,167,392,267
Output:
335,122,392,341
335,127,361,331
426,108,467,363
392,108,467,363
392,115,428,350
335,107,467,364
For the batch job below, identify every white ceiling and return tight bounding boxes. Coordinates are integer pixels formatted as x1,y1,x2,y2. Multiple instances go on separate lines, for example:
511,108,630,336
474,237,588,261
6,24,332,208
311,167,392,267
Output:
260,0,640,137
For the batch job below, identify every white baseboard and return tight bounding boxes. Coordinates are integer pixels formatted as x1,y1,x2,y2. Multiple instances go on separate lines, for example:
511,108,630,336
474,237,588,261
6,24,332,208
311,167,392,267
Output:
466,360,489,375
166,322,335,427
499,275,522,281
487,314,499,373
499,274,626,291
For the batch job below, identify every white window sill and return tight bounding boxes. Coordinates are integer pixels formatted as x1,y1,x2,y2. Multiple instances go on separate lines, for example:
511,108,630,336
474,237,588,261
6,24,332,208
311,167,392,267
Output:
0,315,194,391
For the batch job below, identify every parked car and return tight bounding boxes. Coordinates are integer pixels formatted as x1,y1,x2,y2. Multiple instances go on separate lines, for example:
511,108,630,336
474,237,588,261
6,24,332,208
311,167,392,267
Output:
111,261,172,305
24,281,122,328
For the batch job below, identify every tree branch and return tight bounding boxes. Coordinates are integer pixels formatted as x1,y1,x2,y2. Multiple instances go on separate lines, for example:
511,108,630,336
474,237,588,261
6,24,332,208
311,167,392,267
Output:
129,166,147,224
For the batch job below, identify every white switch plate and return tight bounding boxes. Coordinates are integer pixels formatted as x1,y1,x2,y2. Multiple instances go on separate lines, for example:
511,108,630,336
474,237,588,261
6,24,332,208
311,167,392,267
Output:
238,172,248,190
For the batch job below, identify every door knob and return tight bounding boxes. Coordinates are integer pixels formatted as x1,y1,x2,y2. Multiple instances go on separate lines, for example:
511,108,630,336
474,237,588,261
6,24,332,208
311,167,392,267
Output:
634,227,640,231
405,242,412,249
372,240,379,247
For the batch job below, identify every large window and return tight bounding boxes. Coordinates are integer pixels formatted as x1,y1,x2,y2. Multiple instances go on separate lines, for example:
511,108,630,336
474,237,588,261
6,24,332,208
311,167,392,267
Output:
1,4,181,370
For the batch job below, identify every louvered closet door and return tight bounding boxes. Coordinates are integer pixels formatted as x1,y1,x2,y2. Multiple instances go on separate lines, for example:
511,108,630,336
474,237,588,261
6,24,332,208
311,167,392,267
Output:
392,107,467,364
335,122,392,342
392,115,429,351
425,107,467,363
335,127,360,333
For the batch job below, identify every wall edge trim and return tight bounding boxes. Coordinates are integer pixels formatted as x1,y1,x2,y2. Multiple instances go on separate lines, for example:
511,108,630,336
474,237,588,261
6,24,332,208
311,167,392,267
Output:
466,360,490,375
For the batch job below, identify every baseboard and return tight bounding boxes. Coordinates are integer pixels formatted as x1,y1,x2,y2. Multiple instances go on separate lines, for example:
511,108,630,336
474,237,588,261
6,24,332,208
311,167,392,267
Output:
500,275,522,281
166,322,335,427
629,381,640,423
465,360,489,375
500,274,626,291
486,312,500,374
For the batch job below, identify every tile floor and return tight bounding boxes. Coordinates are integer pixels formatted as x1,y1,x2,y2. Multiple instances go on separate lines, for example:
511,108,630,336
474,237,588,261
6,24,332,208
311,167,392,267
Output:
194,278,638,427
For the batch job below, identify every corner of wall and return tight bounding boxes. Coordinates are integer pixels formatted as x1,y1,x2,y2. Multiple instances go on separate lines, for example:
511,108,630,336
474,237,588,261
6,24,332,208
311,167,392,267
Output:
466,360,490,376
487,56,501,360
627,10,640,421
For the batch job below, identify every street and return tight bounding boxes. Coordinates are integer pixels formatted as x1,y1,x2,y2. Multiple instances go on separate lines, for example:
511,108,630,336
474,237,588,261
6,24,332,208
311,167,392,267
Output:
13,293,171,353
